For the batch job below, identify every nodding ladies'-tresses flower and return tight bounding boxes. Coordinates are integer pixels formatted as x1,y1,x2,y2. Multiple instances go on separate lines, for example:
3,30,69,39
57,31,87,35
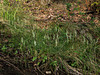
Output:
32,30,35,38
21,37,23,43
34,40,36,46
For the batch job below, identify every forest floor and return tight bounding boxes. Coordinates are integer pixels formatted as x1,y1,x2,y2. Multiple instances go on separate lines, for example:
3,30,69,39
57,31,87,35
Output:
22,0,100,28
0,0,100,75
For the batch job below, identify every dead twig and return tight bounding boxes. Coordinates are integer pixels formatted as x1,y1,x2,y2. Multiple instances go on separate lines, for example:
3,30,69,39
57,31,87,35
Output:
37,65,45,75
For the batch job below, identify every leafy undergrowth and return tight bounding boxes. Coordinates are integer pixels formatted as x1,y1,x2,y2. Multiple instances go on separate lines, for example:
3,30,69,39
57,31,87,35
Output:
0,0,100,75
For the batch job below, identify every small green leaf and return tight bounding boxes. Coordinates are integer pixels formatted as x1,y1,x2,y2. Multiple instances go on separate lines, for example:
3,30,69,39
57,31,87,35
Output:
0,44,2,46
44,56,47,60
43,59,45,63
32,57,37,61
66,3,71,11
15,50,18,54
50,61,57,66
74,51,79,53
71,62,76,67
1,45,7,52
37,62,40,65
42,56,47,63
